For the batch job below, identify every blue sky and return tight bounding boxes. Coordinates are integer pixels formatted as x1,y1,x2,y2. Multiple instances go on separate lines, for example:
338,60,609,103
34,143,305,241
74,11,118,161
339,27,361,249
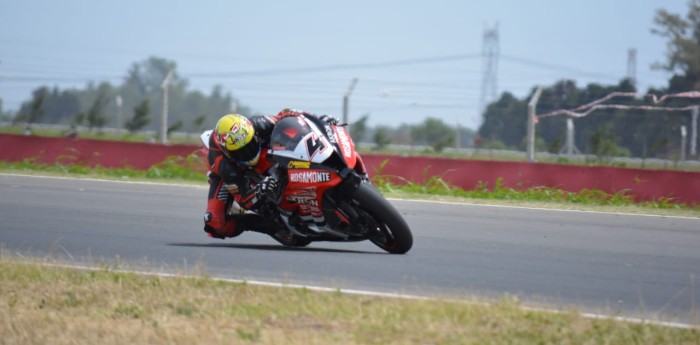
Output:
0,0,690,129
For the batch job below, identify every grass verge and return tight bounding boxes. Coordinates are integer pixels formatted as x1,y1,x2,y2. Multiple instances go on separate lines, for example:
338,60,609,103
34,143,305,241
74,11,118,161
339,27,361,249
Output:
1,256,698,345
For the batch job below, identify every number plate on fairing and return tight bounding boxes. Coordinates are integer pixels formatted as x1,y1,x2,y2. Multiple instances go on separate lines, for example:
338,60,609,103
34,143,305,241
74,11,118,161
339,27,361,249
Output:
271,131,333,163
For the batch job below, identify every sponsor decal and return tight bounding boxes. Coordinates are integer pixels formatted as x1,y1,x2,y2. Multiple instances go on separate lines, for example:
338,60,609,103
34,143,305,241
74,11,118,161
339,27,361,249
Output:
335,127,353,158
287,186,317,198
232,132,248,145
286,197,319,206
289,171,331,183
324,124,337,144
300,204,323,217
220,122,249,146
288,161,311,169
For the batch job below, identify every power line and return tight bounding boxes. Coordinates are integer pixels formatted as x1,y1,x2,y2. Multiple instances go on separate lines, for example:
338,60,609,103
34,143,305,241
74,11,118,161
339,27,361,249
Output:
189,54,482,78
500,54,616,81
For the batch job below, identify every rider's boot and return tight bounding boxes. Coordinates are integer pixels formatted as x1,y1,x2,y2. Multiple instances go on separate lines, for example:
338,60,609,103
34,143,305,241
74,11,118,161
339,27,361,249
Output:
237,214,279,235
237,214,306,247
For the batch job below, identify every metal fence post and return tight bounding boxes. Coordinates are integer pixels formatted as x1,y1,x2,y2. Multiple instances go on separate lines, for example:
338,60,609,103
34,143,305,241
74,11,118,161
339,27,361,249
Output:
527,86,543,162
691,106,698,158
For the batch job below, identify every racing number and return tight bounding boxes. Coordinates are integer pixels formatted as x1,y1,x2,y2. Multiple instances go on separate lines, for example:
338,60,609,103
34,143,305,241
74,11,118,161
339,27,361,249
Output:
305,134,326,159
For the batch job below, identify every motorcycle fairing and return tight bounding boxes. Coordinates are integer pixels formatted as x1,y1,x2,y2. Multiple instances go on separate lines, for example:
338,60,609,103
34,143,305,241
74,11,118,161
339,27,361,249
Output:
278,168,344,224
331,125,357,168
269,117,334,163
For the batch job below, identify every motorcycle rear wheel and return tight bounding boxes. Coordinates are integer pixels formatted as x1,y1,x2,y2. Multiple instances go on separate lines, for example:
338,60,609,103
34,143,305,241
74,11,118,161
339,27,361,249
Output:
353,183,413,254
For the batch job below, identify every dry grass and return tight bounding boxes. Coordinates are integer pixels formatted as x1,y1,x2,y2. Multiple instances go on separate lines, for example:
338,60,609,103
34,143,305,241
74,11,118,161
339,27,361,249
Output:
1,258,698,345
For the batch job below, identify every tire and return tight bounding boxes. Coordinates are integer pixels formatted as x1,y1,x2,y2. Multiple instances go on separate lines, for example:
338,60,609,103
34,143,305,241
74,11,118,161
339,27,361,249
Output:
354,183,413,254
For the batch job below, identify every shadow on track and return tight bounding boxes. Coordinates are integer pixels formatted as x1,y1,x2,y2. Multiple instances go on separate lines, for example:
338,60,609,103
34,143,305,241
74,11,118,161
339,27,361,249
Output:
167,242,382,255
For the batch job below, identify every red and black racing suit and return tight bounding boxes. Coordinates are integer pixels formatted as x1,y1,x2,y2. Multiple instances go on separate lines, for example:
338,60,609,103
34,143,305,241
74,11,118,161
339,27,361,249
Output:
204,109,305,238
203,109,369,239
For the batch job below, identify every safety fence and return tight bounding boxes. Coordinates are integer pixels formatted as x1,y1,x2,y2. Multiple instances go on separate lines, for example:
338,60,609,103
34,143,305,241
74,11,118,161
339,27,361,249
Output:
1,133,698,205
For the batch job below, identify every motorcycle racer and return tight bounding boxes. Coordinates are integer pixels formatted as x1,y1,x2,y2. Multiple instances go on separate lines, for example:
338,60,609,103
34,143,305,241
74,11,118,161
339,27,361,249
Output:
203,109,366,239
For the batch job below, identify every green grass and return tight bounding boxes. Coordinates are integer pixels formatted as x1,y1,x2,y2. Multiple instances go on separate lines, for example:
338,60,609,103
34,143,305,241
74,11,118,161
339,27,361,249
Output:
378,175,692,209
0,154,206,184
1,257,698,345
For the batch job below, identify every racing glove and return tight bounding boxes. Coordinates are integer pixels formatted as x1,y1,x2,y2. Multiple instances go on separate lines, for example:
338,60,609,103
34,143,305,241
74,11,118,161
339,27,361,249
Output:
256,176,278,196
240,176,279,210
319,114,340,125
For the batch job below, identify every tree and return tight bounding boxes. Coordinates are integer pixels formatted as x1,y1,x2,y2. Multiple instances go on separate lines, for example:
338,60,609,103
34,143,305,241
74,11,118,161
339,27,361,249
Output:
349,114,369,143
35,87,81,124
71,112,86,127
14,87,48,125
588,124,630,163
167,120,184,136
82,92,110,131
191,114,208,133
478,91,528,149
120,57,248,131
9,56,252,133
475,77,690,158
0,98,7,122
652,0,700,91
410,117,455,152
373,125,393,150
125,99,151,133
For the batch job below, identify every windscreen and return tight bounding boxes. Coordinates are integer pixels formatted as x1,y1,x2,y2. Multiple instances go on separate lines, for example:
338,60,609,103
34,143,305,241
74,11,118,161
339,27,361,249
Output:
270,117,311,151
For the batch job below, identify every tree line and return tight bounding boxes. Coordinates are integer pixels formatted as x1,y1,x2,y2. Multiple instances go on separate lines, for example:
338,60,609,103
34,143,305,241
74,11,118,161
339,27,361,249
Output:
478,0,700,160
9,57,248,136
4,55,475,151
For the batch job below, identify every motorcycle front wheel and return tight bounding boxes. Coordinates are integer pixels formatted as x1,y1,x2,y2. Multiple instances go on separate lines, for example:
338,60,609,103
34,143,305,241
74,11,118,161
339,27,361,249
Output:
353,183,413,254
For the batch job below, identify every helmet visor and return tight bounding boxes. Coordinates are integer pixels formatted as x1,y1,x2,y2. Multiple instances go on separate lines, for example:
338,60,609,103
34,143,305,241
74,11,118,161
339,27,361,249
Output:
228,135,261,164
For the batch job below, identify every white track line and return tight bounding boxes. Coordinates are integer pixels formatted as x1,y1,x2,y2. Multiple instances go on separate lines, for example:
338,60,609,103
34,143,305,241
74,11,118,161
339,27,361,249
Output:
3,173,697,220
402,198,700,220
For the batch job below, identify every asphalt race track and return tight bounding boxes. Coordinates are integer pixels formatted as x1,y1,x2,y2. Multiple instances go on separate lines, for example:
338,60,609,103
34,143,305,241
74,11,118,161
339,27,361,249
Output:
1,173,699,324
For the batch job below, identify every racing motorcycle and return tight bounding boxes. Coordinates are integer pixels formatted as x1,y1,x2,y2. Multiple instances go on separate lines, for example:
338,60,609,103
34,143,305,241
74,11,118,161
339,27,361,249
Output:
201,115,413,254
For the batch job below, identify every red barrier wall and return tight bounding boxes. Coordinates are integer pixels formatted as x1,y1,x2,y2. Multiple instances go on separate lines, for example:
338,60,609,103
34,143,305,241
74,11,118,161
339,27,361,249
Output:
1,133,699,204
0,134,202,170
360,155,700,204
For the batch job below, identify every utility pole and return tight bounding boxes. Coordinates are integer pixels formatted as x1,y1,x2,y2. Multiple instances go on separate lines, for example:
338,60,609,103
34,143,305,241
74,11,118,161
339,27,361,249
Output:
478,23,499,125
159,69,174,144
342,78,358,124
681,125,687,161
559,117,580,159
527,86,542,162
627,48,637,88
455,114,461,150
692,106,698,157
115,95,123,130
